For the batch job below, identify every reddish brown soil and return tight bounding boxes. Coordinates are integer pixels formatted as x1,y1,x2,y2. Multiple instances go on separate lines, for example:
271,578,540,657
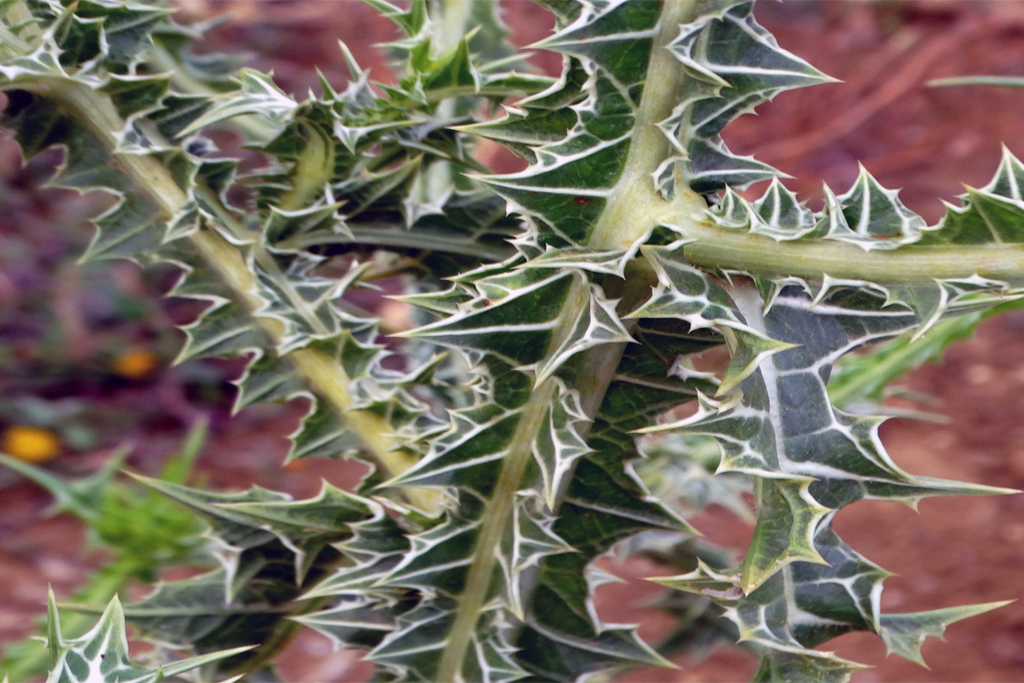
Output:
4,2,1024,682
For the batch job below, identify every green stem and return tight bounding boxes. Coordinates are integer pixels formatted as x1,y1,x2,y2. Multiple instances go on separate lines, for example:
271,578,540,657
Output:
928,75,1024,89
9,77,1023,288
277,122,334,212
436,2,706,678
436,276,591,683
680,224,1024,284
586,6,709,250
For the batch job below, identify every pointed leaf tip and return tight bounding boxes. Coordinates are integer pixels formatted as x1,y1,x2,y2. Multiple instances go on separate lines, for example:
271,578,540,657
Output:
880,600,1014,667
715,321,800,396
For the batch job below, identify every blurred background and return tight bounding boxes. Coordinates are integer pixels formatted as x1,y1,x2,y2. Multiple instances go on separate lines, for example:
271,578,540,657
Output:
3,1,1024,681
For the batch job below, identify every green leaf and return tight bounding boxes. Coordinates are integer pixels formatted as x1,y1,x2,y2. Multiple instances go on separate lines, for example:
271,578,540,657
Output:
45,591,251,683
133,477,376,589
879,602,1013,666
750,650,865,683
923,146,1024,244
178,69,297,138
659,1,835,195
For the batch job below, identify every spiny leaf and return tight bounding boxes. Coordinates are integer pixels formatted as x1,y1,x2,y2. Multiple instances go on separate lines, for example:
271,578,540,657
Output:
879,602,1014,666
133,477,377,588
45,591,251,683
750,650,865,683
923,146,1024,245
8,0,1021,681
179,68,297,138
658,1,835,195
291,594,404,651
816,165,925,249
646,259,1016,674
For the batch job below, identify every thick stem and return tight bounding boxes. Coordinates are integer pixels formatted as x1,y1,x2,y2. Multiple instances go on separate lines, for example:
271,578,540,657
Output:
436,271,658,683
680,223,1024,284
586,3,709,251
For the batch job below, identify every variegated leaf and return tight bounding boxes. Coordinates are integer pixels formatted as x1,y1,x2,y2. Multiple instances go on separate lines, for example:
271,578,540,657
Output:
44,592,250,683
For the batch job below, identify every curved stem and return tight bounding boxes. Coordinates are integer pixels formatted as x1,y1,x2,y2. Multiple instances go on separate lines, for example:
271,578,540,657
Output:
277,122,334,212
17,76,436,511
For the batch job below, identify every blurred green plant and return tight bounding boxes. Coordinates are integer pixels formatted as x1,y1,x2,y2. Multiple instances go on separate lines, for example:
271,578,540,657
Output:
0,419,211,682
929,76,1024,89
829,299,1024,410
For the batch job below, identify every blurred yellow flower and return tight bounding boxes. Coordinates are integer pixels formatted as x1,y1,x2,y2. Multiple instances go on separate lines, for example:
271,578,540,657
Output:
2,425,61,463
112,349,160,379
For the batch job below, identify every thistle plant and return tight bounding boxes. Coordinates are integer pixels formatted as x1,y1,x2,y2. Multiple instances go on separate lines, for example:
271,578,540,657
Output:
1,1,1020,681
